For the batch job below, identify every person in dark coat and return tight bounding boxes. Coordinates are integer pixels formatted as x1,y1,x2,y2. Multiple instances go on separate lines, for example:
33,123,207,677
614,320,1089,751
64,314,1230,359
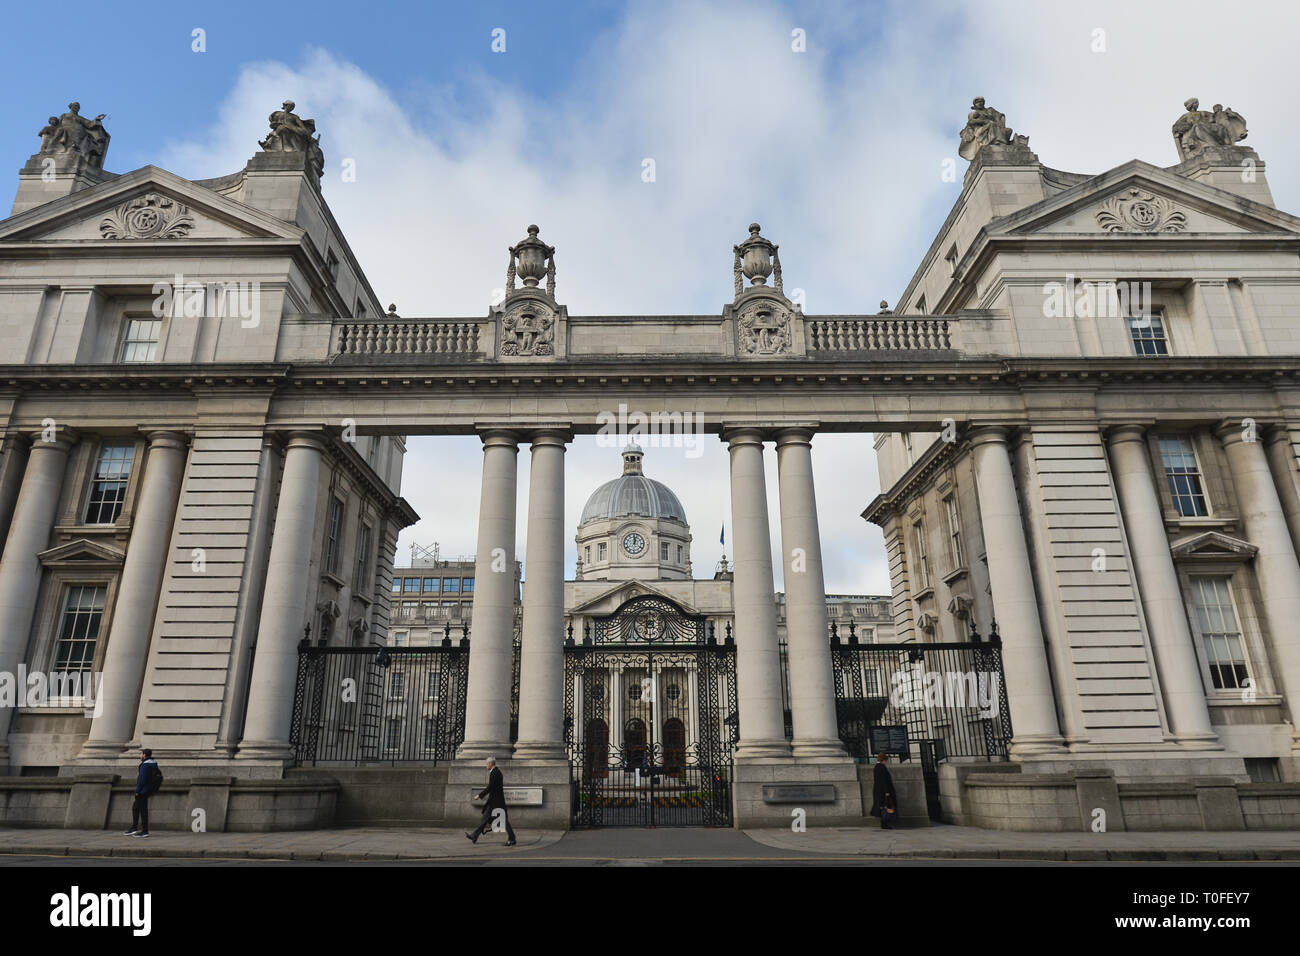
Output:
870,752,897,829
125,749,161,837
465,756,516,846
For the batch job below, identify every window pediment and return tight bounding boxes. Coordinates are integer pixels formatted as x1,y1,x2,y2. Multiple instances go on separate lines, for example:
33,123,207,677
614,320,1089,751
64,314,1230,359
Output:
1170,530,1257,563
37,538,125,569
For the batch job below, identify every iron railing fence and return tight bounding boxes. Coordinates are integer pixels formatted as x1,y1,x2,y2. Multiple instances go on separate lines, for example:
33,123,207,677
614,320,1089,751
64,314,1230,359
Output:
289,643,469,767
830,635,1012,763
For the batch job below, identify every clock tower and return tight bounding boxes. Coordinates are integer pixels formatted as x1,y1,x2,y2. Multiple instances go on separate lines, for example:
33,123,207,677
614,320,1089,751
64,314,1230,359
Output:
575,444,692,581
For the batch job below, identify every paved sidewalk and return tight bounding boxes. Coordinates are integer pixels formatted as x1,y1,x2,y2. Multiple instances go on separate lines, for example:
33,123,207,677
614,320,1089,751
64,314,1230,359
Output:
0,824,1297,863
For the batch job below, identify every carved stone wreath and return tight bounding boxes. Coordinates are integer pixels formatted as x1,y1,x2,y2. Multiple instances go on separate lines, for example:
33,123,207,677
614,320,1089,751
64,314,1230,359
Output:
99,192,196,239
737,300,792,356
1095,188,1187,234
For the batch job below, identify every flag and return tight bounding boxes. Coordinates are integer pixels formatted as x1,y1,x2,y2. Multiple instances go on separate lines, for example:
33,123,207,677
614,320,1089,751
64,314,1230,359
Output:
720,524,725,545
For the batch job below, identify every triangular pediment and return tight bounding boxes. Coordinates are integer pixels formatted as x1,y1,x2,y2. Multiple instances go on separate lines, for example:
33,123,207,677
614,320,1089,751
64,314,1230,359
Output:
0,165,302,243
569,580,701,616
993,162,1300,238
38,538,126,568
1170,530,1258,562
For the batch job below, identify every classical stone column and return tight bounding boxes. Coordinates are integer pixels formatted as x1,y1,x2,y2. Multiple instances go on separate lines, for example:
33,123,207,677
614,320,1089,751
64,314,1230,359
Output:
725,427,791,758
237,432,325,760
0,435,31,558
1107,425,1219,748
774,428,844,758
459,430,520,759
0,431,75,760
968,427,1064,755
514,429,569,760
1217,423,1300,749
1263,426,1300,560
80,431,189,757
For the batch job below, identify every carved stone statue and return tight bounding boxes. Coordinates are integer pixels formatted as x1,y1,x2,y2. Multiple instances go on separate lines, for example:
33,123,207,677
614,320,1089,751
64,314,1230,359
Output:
260,100,325,177
501,308,555,356
958,96,1029,162
1172,97,1247,162
39,102,109,168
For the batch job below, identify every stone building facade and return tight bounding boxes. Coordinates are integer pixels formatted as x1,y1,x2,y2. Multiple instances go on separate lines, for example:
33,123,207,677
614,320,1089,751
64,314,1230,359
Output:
1,94,1298,832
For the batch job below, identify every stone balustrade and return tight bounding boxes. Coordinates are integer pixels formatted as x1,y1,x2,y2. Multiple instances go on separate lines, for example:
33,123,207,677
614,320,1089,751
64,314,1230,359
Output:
334,319,482,357
806,316,953,352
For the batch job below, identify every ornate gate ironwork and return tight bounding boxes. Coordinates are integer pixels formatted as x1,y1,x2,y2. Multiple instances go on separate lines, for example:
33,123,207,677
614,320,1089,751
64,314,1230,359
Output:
565,595,738,828
289,642,469,766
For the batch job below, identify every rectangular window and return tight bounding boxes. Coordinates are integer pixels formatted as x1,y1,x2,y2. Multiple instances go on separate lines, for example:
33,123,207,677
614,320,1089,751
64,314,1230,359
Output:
326,249,339,279
945,244,959,277
390,630,408,647
598,543,607,561
353,524,373,593
915,295,927,315
461,578,474,593
584,546,591,563
1190,576,1249,690
1130,310,1169,356
422,577,439,592
660,542,669,561
443,578,460,593
902,433,914,467
85,443,134,524
944,495,964,568
1158,435,1209,517
403,577,420,593
677,545,683,564
389,672,405,699
391,578,401,593
120,319,161,362
384,717,403,751
913,520,931,590
53,585,106,677
323,497,345,575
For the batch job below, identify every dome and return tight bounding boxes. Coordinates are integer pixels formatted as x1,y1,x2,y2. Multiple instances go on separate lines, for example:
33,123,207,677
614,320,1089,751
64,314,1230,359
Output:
579,447,687,524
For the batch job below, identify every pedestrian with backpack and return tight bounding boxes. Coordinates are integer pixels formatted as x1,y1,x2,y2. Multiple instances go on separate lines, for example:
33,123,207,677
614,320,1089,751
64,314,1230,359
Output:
125,749,162,837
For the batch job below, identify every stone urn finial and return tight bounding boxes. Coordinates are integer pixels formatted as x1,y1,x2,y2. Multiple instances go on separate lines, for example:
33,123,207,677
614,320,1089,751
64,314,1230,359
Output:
506,224,556,298
733,223,782,297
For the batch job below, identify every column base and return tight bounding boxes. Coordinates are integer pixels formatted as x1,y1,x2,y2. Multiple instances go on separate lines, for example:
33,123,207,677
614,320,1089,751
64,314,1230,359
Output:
234,741,295,761
74,740,131,761
1009,733,1067,758
457,740,514,761
511,741,567,760
734,739,793,760
790,738,849,760
1170,731,1225,751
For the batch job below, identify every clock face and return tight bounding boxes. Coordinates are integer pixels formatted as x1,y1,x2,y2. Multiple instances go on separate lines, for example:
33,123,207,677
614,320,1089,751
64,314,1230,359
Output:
622,532,646,555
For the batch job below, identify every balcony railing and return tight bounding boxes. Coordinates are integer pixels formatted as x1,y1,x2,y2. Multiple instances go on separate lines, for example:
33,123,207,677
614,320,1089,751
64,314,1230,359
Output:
806,317,953,352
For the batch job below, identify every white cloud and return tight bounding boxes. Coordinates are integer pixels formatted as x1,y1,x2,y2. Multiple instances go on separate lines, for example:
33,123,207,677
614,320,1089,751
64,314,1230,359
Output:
159,0,1300,595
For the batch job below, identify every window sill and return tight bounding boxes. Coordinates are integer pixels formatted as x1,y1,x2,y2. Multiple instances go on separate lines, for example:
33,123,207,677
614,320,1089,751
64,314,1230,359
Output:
941,566,970,586
912,586,936,603
321,572,348,589
1207,694,1282,707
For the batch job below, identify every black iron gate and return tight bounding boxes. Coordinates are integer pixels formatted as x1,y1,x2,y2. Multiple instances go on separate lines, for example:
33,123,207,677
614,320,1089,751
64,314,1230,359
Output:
829,622,1012,819
565,596,738,828
289,641,469,766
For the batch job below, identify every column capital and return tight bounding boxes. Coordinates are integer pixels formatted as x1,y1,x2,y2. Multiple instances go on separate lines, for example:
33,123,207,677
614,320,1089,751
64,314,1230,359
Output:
142,430,189,451
773,426,817,448
23,427,79,452
1262,423,1295,446
476,426,521,449
526,427,573,448
1104,423,1150,446
721,425,766,449
284,431,329,452
1214,419,1263,447
966,425,1011,448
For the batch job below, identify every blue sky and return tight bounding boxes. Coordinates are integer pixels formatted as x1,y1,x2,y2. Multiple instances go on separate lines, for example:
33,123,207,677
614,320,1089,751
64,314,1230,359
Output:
5,0,1298,593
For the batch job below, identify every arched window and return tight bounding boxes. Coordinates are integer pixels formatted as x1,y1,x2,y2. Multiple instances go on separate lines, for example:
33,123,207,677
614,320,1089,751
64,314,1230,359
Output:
623,717,647,771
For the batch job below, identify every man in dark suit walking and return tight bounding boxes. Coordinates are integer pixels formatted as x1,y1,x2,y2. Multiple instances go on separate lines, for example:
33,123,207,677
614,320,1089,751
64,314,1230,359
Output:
465,756,516,846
